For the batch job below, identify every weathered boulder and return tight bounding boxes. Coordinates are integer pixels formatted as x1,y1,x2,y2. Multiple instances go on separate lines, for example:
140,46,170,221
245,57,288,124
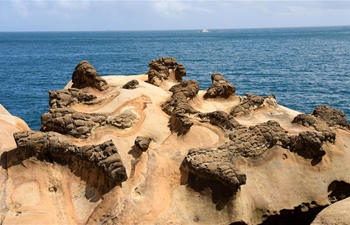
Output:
312,105,350,129
13,131,127,183
134,136,152,153
41,108,138,138
122,79,139,89
49,88,97,108
161,80,200,135
147,56,186,86
203,73,236,99
230,93,277,117
71,60,109,91
198,110,240,132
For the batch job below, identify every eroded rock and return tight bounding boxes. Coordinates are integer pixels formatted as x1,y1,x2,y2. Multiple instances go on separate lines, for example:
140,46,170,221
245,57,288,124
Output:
312,105,350,129
41,108,138,138
230,93,277,117
161,80,200,135
122,79,139,89
13,131,127,183
49,88,97,109
203,73,236,99
72,60,109,91
198,111,240,132
134,136,152,153
147,56,186,86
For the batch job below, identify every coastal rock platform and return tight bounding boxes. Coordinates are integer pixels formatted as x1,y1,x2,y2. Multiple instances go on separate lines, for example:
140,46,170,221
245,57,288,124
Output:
1,57,350,224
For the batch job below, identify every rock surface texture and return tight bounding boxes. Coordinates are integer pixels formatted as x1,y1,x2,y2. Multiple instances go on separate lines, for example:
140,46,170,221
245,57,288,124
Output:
71,60,109,91
1,58,350,225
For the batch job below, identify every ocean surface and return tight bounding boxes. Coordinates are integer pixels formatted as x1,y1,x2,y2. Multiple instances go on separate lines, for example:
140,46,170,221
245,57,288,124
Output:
0,26,350,130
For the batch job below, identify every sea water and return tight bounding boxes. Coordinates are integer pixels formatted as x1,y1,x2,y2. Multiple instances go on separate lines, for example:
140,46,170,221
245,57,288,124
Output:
0,26,350,130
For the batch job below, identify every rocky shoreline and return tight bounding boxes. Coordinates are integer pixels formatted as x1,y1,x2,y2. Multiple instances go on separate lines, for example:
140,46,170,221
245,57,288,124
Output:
1,56,350,224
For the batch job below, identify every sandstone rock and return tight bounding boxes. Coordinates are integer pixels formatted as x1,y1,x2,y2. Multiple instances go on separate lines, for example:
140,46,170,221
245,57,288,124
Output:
147,56,186,86
49,88,97,108
198,110,240,132
230,93,277,117
134,136,152,152
161,80,200,135
203,73,236,99
122,79,139,89
12,131,127,183
312,105,350,129
71,60,109,91
41,108,138,138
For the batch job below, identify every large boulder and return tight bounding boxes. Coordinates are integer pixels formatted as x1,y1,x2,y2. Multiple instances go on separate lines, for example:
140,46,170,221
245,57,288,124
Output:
203,73,236,99
71,60,109,91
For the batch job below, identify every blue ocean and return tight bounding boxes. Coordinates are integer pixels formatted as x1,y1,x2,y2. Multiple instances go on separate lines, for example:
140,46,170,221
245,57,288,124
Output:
1,26,350,130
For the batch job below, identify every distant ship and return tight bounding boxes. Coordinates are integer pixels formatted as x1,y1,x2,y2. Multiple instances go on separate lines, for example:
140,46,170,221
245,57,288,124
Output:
201,29,209,33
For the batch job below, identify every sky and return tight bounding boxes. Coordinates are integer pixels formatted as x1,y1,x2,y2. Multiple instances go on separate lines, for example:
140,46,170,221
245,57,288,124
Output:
0,0,350,31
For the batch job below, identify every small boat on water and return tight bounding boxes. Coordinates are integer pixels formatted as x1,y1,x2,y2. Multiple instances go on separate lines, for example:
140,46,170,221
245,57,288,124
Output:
201,29,209,33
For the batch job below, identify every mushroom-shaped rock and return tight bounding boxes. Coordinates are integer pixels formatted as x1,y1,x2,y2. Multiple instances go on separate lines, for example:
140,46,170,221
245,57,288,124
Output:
72,60,109,91
122,79,139,89
146,56,186,86
203,73,236,99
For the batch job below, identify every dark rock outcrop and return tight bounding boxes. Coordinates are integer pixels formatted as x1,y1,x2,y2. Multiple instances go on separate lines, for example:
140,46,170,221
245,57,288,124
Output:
41,108,138,138
72,60,109,91
292,105,349,131
161,80,200,135
49,88,97,109
230,93,277,117
182,120,336,190
198,111,240,132
290,131,336,159
134,136,152,153
147,56,186,86
122,79,139,89
203,73,236,99
312,105,350,129
13,131,127,183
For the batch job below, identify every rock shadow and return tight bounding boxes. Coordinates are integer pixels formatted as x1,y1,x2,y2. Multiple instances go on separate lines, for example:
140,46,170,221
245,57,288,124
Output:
183,171,238,211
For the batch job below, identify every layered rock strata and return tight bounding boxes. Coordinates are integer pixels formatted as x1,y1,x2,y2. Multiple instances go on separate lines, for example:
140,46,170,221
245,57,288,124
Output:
49,88,97,108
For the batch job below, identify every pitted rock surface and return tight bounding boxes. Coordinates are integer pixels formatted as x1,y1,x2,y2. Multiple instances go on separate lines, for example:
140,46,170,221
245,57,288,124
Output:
161,80,200,135
290,131,336,159
292,114,330,132
13,131,127,183
72,60,109,91
312,105,350,129
230,93,277,117
203,73,236,99
147,56,186,86
182,120,336,189
134,136,152,152
122,79,139,89
49,88,97,109
41,108,138,138
182,148,247,188
198,111,240,132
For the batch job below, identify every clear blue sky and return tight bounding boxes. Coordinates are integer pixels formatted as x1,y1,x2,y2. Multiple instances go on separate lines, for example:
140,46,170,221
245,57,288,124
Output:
1,0,350,31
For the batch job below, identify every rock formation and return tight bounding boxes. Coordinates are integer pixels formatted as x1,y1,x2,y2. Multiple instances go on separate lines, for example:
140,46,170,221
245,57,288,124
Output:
13,131,127,184
49,88,97,108
147,56,186,86
1,58,350,225
71,60,109,91
203,72,236,99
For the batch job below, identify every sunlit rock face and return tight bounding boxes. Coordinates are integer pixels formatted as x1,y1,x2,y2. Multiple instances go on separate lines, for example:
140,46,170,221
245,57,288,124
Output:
1,58,350,225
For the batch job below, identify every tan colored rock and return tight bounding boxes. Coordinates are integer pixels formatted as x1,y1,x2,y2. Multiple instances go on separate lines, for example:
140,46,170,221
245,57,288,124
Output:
2,62,350,225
